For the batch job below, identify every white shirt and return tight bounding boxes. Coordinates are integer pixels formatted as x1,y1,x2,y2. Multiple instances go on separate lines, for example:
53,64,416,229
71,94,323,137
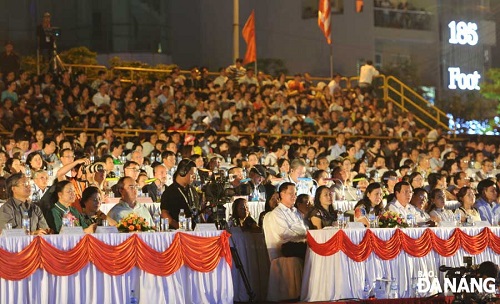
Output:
328,79,340,95
107,200,154,226
359,64,379,84
388,200,415,220
92,92,111,107
263,203,307,260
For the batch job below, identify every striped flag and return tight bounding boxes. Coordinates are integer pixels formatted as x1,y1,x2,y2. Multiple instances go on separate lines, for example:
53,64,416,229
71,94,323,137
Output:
356,0,364,13
242,10,256,65
318,0,331,44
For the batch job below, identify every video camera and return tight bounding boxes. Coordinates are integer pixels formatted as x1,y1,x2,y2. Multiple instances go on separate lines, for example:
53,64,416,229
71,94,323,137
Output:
440,257,498,304
44,27,61,38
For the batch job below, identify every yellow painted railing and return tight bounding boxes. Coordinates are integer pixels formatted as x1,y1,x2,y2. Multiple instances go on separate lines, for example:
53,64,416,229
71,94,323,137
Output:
384,75,449,130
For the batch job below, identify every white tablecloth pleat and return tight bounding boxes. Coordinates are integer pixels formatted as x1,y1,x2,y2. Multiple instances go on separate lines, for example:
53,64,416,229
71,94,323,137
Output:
0,231,233,304
301,227,500,302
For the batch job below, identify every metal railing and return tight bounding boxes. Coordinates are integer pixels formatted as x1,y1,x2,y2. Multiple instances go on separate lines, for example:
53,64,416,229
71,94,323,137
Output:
384,76,449,130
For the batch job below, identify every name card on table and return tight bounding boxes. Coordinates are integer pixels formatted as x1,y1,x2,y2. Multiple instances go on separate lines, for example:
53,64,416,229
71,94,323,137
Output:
60,226,84,235
346,222,365,229
194,223,217,232
2,229,27,237
95,226,119,234
475,221,491,227
439,221,457,227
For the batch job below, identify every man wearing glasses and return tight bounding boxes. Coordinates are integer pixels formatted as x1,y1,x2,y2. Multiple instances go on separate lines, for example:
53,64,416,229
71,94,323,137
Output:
107,176,154,226
0,173,50,234
111,161,141,197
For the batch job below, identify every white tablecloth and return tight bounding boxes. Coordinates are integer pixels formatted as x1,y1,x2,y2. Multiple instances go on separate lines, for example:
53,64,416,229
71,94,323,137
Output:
224,200,265,221
0,231,233,304
229,229,270,302
301,226,500,301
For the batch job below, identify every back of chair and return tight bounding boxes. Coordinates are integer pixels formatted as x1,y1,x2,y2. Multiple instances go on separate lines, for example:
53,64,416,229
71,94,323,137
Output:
262,212,281,261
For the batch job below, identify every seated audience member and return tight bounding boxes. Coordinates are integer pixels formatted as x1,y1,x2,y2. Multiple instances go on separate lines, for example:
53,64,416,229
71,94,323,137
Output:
295,193,312,220
307,186,337,229
387,181,415,219
0,173,50,235
426,188,453,223
107,176,154,226
409,188,434,226
456,186,481,223
80,186,116,226
264,182,307,259
50,180,96,234
143,163,167,202
473,179,499,225
354,182,384,227
230,197,260,232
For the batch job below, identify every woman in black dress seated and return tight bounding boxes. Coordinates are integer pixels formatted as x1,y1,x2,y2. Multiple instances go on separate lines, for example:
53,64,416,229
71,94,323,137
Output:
354,182,384,227
307,185,337,229
230,197,260,232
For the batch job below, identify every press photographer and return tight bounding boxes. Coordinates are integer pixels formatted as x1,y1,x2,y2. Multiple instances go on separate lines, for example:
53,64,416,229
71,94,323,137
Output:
440,259,499,304
36,12,55,62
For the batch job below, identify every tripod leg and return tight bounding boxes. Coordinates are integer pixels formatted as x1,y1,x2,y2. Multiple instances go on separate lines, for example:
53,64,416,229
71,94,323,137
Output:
55,55,65,72
230,246,256,302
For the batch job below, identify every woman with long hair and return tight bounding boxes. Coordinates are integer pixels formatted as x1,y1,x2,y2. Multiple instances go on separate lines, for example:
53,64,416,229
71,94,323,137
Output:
426,188,453,223
307,185,337,229
456,186,481,223
230,197,260,232
354,182,384,227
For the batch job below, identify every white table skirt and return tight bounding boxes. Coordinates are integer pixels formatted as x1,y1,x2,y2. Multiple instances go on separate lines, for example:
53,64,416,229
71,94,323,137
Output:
0,231,233,304
301,226,500,302
229,229,270,302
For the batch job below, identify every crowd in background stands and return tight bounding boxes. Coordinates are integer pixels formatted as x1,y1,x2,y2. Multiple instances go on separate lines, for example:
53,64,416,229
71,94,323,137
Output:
0,45,500,234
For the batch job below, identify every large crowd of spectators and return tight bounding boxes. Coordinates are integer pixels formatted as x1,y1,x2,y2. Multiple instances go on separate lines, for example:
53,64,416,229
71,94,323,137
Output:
0,43,499,242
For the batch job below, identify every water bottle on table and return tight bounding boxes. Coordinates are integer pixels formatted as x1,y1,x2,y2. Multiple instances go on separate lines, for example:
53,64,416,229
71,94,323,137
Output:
368,210,376,228
178,209,186,229
22,211,31,235
153,209,161,232
454,209,462,227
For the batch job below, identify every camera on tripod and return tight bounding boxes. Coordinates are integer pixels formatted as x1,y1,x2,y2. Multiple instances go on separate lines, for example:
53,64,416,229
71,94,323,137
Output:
440,257,498,304
45,27,61,38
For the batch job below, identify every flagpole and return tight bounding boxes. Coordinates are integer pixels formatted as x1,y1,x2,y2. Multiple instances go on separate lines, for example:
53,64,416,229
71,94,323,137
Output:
329,43,333,79
233,0,239,62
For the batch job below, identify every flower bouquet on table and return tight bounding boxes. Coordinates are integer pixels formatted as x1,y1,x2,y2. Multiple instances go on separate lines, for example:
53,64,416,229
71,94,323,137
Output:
378,211,409,228
117,213,154,232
